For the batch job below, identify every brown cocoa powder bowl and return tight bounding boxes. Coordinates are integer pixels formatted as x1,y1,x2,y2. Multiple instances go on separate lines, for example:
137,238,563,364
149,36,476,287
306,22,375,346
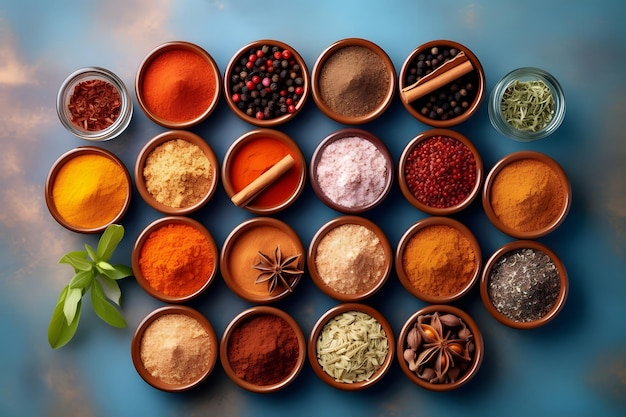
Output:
220,306,307,393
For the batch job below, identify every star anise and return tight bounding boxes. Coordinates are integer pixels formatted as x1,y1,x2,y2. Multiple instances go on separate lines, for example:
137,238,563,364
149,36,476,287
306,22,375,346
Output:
253,246,303,295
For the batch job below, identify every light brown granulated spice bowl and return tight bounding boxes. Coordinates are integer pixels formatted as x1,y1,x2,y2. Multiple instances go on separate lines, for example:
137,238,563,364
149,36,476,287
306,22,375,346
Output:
482,151,571,239
220,306,307,393
395,216,481,304
308,303,395,391
312,38,396,125
131,305,219,392
135,130,219,215
307,215,392,302
131,216,219,303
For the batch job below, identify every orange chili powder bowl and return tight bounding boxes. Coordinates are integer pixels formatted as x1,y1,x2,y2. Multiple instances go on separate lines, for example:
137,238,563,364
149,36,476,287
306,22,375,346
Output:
135,41,222,129
131,216,219,303
222,129,306,214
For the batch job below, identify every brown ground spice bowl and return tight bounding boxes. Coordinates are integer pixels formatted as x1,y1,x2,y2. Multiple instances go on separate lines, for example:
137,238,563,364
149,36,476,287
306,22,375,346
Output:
131,305,219,392
220,306,306,393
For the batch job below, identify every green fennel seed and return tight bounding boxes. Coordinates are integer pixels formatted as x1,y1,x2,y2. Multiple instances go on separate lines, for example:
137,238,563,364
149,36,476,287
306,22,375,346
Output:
500,80,554,132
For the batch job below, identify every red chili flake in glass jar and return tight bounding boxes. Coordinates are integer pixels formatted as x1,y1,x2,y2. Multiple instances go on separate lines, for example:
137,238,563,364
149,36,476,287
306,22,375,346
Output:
404,135,477,208
68,79,121,131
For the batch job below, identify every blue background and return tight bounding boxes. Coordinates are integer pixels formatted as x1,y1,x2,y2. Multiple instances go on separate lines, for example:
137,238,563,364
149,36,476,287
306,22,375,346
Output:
1,1,625,416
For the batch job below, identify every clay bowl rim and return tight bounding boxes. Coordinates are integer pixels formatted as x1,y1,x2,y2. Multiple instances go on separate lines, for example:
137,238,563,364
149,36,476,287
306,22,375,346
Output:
223,39,310,127
307,302,395,391
311,37,397,125
221,128,306,215
134,129,220,216
398,39,486,128
309,128,395,214
307,215,393,302
396,304,484,391
44,146,132,234
479,239,569,330
135,40,222,129
131,305,219,392
131,216,219,303
482,150,572,239
398,128,484,216
219,216,305,304
219,305,307,393
394,216,482,304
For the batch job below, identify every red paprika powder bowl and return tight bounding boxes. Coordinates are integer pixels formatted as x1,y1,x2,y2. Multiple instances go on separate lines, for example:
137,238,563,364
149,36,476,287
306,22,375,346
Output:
395,216,482,304
135,41,222,129
224,39,310,127
220,306,307,393
398,39,485,128
222,129,306,214
131,216,219,303
398,129,483,215
135,130,220,216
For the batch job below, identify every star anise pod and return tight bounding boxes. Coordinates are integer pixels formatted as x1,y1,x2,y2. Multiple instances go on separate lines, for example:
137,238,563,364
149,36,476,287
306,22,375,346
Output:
253,246,303,295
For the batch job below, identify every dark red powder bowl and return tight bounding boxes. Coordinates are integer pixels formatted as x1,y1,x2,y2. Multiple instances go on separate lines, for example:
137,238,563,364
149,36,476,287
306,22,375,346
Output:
398,129,483,215
220,306,307,393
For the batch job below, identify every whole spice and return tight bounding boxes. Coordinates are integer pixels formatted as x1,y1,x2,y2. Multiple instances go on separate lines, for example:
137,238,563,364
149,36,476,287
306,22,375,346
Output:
253,246,303,295
501,79,554,132
488,248,561,322
68,79,121,131
140,313,212,385
227,314,300,385
404,135,477,209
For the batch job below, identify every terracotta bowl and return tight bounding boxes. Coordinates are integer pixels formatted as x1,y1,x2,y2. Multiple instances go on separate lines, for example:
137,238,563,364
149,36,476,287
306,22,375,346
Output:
131,216,219,303
398,39,485,127
220,217,305,304
482,151,571,239
135,130,219,215
311,38,396,125
131,305,219,392
309,128,394,214
222,129,306,215
395,216,481,304
308,303,395,391
397,304,484,391
135,41,222,129
223,39,310,127
307,216,392,302
398,129,483,215
44,146,132,234
480,240,569,329
220,306,307,393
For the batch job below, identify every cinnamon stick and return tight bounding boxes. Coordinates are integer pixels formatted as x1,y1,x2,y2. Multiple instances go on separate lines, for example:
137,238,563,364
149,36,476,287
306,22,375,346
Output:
231,154,296,207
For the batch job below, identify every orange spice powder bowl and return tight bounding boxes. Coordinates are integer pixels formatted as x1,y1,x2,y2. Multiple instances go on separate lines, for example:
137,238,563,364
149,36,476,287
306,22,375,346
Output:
397,304,484,391
135,41,222,129
480,240,569,330
308,303,395,391
398,129,483,216
221,129,306,215
131,216,219,303
220,306,307,393
307,215,392,302
395,216,482,304
223,39,310,127
131,305,219,392
135,130,220,216
44,146,132,234
311,38,397,125
398,39,485,128
482,151,572,239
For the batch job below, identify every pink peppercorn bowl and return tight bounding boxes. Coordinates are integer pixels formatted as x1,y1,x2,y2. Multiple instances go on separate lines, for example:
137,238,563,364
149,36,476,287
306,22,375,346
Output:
309,128,394,214
480,240,569,330
220,306,307,393
398,129,483,215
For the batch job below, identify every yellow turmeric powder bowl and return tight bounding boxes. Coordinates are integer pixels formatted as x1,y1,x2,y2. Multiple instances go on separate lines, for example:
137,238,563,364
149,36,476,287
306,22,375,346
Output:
395,216,482,304
45,146,131,233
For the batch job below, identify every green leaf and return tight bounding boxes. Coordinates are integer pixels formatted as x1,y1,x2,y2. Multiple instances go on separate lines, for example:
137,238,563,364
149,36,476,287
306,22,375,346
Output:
96,224,124,261
97,275,122,306
85,244,97,262
90,279,126,328
68,269,95,290
48,287,82,349
63,287,82,325
96,262,133,280
59,251,92,272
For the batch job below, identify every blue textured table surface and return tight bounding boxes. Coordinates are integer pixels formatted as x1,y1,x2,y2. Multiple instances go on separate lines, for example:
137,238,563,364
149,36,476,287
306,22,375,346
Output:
2,1,626,416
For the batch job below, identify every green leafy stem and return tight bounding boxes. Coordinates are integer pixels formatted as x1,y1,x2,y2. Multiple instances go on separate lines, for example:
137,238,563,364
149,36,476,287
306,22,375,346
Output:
48,224,133,349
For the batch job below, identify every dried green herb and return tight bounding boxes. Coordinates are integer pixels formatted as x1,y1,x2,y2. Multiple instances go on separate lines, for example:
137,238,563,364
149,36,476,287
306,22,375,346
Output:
501,79,554,132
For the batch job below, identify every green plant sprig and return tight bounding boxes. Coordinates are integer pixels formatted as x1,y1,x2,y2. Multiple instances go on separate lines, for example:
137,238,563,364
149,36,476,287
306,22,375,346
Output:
48,224,133,349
